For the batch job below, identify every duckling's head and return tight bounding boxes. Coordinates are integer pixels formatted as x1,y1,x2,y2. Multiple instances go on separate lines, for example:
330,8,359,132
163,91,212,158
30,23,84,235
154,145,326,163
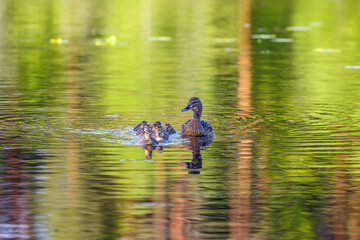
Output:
152,123,158,131
154,121,162,126
165,123,171,128
140,121,148,128
182,97,203,118
144,128,152,136
155,126,164,135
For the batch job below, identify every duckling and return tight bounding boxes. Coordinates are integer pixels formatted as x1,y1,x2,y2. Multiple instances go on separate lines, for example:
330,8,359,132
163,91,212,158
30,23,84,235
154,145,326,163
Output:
165,123,176,135
134,121,147,131
154,125,169,142
136,124,151,135
151,121,163,131
180,97,214,137
138,128,159,145
151,123,158,132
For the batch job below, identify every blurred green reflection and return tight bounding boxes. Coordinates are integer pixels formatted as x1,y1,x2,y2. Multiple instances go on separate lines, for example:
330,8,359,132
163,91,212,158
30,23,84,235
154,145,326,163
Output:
1,0,360,239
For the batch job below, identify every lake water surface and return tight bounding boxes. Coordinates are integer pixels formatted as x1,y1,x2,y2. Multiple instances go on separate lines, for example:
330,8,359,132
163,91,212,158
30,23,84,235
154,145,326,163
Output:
1,0,360,239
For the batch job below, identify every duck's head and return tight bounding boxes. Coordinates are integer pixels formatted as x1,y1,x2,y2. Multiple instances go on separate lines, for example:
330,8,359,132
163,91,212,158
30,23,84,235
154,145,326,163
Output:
140,121,148,128
182,97,203,118
155,126,165,136
152,121,162,131
144,128,152,137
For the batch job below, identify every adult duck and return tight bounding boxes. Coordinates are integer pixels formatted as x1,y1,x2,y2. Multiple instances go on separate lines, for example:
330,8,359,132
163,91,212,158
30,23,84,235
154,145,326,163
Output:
180,97,213,137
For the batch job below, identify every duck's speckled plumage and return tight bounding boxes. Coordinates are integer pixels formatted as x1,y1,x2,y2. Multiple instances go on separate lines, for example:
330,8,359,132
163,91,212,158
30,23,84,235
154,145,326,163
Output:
134,121,147,131
154,126,169,142
138,128,159,145
180,97,213,137
136,124,151,135
165,123,176,135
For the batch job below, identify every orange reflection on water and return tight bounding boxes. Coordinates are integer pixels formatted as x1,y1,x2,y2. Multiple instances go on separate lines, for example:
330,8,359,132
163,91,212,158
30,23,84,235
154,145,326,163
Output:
229,0,252,239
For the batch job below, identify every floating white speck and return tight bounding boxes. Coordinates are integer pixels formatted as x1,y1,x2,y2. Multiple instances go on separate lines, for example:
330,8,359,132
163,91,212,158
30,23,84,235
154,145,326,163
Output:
260,50,271,54
310,22,322,27
344,66,360,69
105,114,119,118
251,34,276,39
244,23,251,28
286,26,312,31
50,38,70,44
214,38,236,43
117,42,128,46
148,36,172,41
313,48,341,53
271,38,293,43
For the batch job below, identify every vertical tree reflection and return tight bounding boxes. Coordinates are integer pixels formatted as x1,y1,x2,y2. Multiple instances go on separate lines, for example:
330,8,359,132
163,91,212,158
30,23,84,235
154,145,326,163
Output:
229,0,252,239
1,94,33,239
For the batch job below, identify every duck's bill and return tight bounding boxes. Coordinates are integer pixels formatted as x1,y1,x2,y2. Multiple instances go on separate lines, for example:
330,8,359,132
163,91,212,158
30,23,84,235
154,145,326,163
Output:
182,105,191,112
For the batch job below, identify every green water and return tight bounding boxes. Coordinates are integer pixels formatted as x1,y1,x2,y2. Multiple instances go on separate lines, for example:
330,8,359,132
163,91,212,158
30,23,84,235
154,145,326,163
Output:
1,0,360,239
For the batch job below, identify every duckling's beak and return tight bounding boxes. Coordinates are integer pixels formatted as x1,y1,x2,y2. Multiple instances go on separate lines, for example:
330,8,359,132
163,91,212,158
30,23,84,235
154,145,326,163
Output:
182,104,191,112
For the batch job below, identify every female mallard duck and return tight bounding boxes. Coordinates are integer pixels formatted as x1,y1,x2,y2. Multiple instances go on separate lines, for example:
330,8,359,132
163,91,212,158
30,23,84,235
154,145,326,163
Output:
165,123,176,135
180,97,213,137
138,128,159,145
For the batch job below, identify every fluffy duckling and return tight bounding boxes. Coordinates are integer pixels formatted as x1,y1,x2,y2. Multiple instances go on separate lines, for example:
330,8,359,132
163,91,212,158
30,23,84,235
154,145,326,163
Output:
151,121,163,131
180,97,214,137
154,125,169,142
136,124,151,135
165,123,176,135
138,128,159,145
134,121,147,131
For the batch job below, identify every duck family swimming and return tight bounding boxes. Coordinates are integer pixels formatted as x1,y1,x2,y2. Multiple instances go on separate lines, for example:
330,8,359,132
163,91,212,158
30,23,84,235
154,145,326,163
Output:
134,97,213,146
136,121,175,145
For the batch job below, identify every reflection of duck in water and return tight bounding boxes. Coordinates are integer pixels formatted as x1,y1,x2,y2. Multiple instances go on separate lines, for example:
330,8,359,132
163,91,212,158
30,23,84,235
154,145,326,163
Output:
142,145,155,159
180,97,214,137
182,136,212,174
142,145,163,159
